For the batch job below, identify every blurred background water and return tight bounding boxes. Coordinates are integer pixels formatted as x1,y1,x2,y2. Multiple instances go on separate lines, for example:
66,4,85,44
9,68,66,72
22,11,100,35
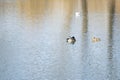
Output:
0,0,120,80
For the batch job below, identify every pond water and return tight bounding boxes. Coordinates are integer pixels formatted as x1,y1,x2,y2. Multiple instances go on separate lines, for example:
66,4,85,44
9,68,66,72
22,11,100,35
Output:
0,0,120,80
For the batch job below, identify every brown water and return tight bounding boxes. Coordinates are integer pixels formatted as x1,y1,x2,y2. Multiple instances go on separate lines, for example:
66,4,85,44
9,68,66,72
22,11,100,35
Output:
0,0,120,80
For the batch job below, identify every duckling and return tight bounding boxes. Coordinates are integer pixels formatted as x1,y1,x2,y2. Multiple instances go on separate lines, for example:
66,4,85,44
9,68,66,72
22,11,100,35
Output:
66,36,76,44
92,37,101,43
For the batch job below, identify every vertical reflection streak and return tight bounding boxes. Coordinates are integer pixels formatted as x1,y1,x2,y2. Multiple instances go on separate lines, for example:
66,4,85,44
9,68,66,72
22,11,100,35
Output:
81,0,88,79
107,0,115,79
81,0,88,33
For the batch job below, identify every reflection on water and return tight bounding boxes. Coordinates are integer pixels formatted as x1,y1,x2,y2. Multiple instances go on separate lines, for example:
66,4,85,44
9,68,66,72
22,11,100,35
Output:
0,0,120,80
17,0,47,20
107,0,115,80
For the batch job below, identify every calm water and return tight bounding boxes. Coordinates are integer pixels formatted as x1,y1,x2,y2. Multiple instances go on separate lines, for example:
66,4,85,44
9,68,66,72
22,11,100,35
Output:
0,0,120,80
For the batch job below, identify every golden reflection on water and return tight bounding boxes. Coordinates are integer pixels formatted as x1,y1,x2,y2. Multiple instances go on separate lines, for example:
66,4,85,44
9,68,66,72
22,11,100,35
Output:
17,0,47,19
86,0,120,13
16,0,120,20
115,0,120,13
0,0,120,24
87,0,115,13
17,0,76,20
16,0,81,32
16,0,120,18
0,0,120,16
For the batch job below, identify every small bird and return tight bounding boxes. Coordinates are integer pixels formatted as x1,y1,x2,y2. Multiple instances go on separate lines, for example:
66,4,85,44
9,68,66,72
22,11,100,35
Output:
92,37,101,43
66,36,76,44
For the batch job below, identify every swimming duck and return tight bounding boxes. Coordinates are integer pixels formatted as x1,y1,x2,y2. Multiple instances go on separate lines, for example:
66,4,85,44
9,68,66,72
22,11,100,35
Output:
92,37,101,43
66,36,76,44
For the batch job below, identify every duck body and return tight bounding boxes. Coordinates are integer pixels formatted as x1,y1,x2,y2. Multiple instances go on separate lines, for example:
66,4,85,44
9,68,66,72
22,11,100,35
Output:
66,36,76,44
92,37,101,43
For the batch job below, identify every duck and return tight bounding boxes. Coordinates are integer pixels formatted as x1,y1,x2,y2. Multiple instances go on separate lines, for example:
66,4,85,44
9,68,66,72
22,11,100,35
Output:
66,36,76,44
92,37,101,43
